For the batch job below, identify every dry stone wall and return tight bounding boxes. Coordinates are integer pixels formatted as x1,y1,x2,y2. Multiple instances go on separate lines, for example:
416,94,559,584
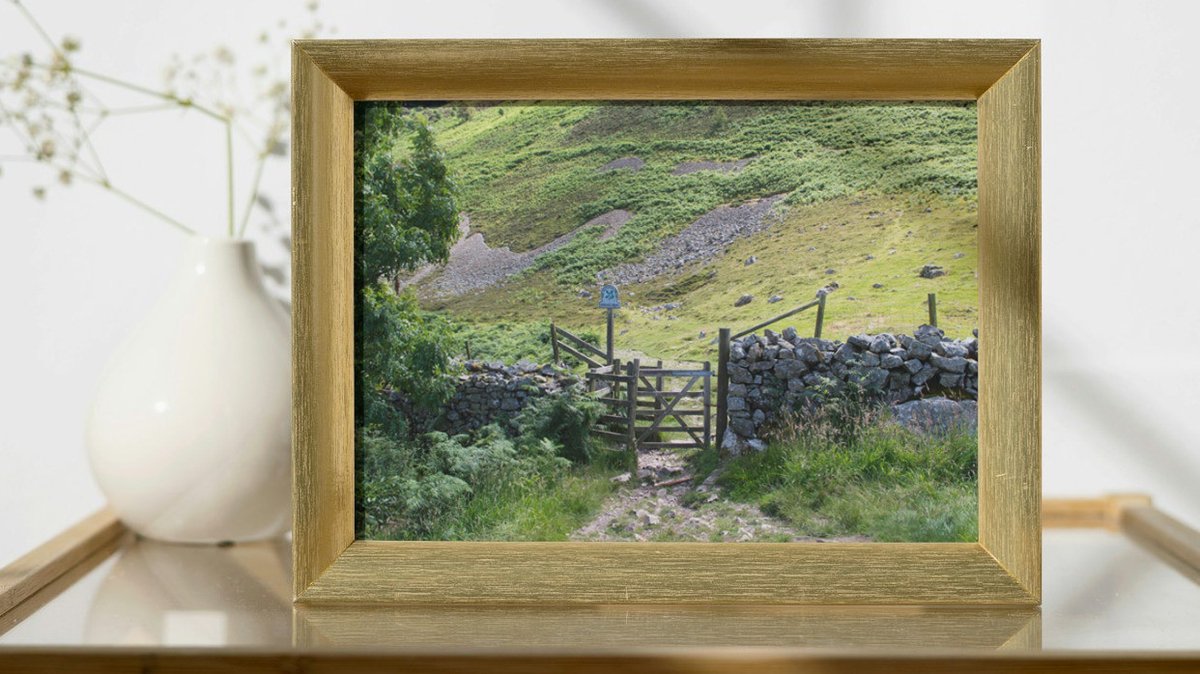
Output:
439,360,580,434
723,324,978,452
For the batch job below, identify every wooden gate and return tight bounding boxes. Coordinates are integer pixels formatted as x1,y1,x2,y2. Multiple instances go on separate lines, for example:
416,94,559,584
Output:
586,359,711,453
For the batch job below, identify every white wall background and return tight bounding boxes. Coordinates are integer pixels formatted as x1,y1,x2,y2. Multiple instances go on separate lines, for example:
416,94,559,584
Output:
2,0,1198,567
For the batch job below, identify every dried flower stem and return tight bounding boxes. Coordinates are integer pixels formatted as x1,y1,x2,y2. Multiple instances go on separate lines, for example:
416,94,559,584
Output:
3,0,315,241
11,0,237,237
226,119,234,237
89,173,198,236
238,148,267,239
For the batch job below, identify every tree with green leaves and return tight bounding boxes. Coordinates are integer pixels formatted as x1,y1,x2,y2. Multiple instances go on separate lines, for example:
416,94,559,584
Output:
354,103,460,437
356,104,459,283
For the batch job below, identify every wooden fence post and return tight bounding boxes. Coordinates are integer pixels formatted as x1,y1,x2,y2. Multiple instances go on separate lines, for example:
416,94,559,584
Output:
465,340,472,360
627,359,640,455
928,292,938,327
606,308,615,364
655,360,663,415
702,361,712,452
550,322,560,364
716,327,730,452
814,293,827,338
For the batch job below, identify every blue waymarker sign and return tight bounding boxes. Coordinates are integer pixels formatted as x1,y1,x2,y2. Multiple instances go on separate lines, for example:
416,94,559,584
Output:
598,284,620,309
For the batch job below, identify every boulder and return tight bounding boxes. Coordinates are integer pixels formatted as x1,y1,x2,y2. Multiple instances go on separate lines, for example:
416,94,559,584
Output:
919,264,947,279
796,342,823,365
775,359,807,379
912,364,938,386
914,324,945,341
869,334,894,354
890,397,977,436
936,341,970,358
906,340,933,359
747,342,764,361
853,366,889,391
930,353,968,374
721,428,747,456
729,417,756,437
938,372,965,388
848,334,872,349
796,337,836,352
734,294,754,307
834,343,857,363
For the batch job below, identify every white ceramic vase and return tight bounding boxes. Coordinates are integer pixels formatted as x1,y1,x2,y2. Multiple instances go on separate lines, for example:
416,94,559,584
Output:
87,237,291,543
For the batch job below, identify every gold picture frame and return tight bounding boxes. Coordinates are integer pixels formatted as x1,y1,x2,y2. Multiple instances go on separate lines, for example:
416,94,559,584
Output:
292,39,1041,605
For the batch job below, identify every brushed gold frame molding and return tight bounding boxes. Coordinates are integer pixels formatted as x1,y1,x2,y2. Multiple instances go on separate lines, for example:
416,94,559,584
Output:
292,39,1041,605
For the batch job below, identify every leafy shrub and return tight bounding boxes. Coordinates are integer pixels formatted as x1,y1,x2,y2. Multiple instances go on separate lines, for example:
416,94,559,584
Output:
358,401,629,541
359,286,455,436
515,392,605,465
358,428,472,538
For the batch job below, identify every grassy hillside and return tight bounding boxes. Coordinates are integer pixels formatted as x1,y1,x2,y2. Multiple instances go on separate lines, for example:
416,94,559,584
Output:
406,101,978,363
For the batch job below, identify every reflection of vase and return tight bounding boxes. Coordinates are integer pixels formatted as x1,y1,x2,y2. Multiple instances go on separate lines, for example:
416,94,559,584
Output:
84,538,292,646
86,237,290,543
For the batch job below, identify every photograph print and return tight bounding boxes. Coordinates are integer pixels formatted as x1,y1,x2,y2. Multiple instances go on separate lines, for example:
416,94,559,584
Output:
354,100,980,543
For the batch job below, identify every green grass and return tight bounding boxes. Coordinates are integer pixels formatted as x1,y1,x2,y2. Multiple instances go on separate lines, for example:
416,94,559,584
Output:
411,101,976,284
409,100,979,364
366,458,624,542
714,407,978,542
384,102,980,543
431,193,978,365
443,458,624,541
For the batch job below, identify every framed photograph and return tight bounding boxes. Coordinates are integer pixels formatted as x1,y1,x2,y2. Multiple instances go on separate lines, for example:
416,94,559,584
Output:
293,39,1040,604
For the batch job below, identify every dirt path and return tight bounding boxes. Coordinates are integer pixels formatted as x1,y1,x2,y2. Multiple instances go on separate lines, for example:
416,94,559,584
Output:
401,210,635,298
571,448,864,543
601,193,786,286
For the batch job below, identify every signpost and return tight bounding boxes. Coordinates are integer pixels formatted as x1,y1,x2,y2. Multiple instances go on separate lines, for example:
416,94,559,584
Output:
598,284,620,363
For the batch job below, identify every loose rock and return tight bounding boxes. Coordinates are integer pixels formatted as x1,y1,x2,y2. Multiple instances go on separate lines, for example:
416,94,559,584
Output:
919,264,947,279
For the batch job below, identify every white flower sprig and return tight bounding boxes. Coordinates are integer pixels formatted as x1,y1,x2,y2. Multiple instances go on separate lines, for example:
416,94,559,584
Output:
0,0,328,238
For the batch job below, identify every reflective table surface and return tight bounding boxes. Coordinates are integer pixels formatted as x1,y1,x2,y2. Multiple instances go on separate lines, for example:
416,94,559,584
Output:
1,529,1198,652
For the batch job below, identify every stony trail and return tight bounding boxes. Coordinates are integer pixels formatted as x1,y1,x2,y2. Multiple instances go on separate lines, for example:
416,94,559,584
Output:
570,448,866,543
403,210,634,298
403,214,581,298
401,190,786,298
600,193,786,286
